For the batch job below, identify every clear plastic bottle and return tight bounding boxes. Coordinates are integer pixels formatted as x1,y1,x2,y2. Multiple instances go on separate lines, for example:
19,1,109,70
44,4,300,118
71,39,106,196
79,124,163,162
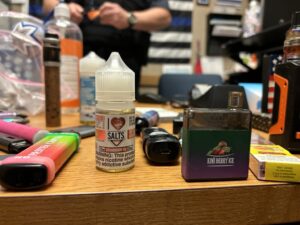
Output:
79,52,105,125
44,3,83,113
95,52,135,172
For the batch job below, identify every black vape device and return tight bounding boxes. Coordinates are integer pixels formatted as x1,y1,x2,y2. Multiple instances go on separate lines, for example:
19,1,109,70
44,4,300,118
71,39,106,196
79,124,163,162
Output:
141,127,181,164
0,132,32,154
269,62,300,152
52,125,95,138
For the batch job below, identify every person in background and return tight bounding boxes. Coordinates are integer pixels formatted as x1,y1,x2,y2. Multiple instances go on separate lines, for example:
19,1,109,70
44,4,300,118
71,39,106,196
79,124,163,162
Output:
43,0,171,98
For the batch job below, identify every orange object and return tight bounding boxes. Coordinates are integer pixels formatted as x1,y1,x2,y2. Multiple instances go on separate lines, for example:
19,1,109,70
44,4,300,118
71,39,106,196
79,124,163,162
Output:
87,9,100,20
269,74,288,135
194,40,202,75
60,38,83,109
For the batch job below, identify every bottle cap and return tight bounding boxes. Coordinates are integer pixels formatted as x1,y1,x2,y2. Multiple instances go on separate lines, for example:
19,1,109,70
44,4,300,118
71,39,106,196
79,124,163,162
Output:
80,52,105,74
96,52,135,101
54,3,70,19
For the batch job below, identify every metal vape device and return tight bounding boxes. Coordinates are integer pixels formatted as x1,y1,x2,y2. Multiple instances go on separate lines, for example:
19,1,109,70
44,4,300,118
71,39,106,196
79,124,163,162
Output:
43,33,61,127
269,62,300,152
182,92,252,181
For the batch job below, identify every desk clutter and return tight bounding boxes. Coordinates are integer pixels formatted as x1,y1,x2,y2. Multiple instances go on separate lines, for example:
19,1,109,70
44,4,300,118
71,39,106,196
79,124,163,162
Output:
1,11,300,191
1,83,300,191
0,102,300,191
2,53,300,189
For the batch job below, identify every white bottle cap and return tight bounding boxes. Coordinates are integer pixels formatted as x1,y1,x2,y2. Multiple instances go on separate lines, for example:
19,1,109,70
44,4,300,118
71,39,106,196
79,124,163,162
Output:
80,52,105,74
96,52,135,101
54,3,70,19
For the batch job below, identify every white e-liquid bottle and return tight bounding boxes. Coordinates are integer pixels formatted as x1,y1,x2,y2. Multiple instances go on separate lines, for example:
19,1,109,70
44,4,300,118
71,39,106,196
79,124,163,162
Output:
95,52,135,172
80,52,105,125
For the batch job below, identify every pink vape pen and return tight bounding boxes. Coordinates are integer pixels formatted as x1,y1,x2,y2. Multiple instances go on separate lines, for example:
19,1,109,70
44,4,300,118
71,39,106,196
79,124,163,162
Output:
0,133,80,190
0,119,49,143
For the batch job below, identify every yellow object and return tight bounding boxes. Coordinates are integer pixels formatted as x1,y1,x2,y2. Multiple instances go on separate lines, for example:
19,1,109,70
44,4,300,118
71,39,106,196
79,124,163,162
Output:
250,144,300,182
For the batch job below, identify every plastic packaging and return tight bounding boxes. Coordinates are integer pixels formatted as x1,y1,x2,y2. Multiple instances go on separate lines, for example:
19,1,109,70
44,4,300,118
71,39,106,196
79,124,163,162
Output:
80,52,105,125
283,11,300,63
0,11,44,115
95,52,135,172
242,0,261,38
44,3,83,113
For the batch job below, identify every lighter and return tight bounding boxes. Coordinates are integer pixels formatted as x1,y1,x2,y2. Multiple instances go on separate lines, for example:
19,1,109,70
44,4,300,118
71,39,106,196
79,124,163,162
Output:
182,92,252,181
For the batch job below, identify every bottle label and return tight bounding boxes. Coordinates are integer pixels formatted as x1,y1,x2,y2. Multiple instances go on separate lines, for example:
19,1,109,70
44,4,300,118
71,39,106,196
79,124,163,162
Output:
60,38,83,108
80,76,95,122
95,113,135,171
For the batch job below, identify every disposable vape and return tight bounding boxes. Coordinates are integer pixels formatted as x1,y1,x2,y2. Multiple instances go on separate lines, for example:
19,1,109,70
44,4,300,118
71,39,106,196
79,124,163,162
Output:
0,119,49,143
0,133,80,190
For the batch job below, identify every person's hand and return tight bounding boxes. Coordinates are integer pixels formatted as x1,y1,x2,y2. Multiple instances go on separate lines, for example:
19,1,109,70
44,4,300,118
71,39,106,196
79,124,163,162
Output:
68,3,84,24
98,2,130,30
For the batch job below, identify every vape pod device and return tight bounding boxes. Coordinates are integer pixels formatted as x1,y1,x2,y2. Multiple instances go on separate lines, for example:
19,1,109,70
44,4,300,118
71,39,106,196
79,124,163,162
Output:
182,92,252,181
141,127,181,164
0,133,80,190
0,132,32,154
136,110,159,135
269,62,300,152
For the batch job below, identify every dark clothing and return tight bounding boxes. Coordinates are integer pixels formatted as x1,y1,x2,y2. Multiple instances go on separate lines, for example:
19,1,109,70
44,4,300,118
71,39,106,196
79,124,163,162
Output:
68,0,168,97
151,0,169,8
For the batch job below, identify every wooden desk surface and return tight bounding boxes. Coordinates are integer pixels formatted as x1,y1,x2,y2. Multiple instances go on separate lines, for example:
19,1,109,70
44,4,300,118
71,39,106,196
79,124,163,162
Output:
0,108,300,225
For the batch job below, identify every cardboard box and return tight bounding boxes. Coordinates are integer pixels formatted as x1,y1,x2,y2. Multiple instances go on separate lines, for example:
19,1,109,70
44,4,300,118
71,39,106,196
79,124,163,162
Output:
250,144,300,182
